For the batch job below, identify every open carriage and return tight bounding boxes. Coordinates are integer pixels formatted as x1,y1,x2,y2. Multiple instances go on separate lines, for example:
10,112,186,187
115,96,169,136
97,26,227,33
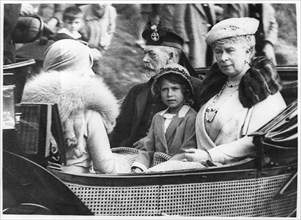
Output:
2,59,298,217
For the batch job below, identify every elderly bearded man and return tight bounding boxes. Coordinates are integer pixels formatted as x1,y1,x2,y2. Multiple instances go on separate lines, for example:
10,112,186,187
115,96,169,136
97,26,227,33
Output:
109,23,203,148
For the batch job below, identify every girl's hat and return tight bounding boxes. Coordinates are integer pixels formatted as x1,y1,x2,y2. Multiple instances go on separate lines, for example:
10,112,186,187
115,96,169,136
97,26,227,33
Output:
205,17,259,46
151,63,194,96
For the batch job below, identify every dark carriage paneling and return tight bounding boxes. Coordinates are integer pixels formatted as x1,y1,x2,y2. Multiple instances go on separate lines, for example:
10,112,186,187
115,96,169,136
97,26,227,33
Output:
2,150,93,215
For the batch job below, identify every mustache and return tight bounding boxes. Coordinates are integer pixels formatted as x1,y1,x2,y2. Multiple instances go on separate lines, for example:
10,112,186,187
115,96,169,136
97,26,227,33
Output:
143,62,155,70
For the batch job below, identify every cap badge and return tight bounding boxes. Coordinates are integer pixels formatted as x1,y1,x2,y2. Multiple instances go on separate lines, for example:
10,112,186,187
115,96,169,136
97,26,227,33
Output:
150,24,160,41
151,32,160,41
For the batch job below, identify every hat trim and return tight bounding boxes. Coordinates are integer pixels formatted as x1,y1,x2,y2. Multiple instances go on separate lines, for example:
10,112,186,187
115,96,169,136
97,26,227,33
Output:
161,42,183,50
145,41,183,50
206,34,255,46
205,17,259,46
151,68,194,96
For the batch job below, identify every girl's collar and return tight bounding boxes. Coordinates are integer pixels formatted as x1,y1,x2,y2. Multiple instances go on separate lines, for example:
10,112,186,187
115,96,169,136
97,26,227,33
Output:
160,105,190,118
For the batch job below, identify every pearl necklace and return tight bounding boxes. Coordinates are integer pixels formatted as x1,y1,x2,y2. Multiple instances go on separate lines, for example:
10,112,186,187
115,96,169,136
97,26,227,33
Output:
226,80,240,87
205,84,226,123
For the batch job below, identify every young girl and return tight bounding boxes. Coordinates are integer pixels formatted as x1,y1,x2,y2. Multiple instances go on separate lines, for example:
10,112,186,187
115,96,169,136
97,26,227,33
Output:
131,63,197,172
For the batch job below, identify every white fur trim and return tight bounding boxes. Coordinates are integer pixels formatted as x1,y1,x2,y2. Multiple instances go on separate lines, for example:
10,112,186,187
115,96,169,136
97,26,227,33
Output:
22,70,120,133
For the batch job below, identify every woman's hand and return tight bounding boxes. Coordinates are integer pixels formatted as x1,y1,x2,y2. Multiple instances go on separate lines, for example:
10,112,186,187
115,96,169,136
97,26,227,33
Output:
133,137,148,149
132,139,143,149
131,167,143,173
183,149,210,162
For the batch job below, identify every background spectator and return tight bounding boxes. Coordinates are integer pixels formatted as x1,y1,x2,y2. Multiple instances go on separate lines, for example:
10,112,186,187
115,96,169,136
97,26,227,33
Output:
184,4,216,68
159,4,216,68
159,4,189,56
16,37,54,77
36,4,62,33
79,4,117,76
133,4,161,49
3,4,22,64
54,6,84,41
80,4,117,60
3,4,42,64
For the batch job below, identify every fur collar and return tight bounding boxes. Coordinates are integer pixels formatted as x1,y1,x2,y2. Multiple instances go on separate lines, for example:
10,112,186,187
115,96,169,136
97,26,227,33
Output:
198,57,282,108
22,71,120,133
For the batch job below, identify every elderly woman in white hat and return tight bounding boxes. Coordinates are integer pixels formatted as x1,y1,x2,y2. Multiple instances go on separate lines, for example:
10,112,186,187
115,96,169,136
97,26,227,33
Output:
182,17,286,165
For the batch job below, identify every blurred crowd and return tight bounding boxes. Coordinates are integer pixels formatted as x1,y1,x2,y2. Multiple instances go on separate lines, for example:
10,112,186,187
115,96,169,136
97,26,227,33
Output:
132,4,278,68
4,3,278,71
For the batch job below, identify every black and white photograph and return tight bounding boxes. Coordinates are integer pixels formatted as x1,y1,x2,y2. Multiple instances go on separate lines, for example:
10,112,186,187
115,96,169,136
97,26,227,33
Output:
1,1,300,219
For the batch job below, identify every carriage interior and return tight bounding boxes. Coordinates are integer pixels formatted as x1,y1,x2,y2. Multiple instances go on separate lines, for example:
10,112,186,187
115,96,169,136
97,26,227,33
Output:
2,58,298,217
2,5,298,216
3,59,298,175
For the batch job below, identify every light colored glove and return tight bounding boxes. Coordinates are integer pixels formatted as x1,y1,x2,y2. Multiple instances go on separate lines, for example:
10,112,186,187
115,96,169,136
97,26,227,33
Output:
63,111,86,158
183,148,210,162
131,167,143,173
20,3,35,16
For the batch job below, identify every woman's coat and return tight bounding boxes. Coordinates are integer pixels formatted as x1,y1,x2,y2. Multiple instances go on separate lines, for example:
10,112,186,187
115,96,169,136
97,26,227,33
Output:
196,91,286,164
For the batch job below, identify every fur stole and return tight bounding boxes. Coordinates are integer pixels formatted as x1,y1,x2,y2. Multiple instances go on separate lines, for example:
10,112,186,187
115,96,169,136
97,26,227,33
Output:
22,71,120,133
198,56,282,108
22,71,120,158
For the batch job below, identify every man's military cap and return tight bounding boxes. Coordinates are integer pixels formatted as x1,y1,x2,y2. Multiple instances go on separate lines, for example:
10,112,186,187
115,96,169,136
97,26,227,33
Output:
142,22,184,50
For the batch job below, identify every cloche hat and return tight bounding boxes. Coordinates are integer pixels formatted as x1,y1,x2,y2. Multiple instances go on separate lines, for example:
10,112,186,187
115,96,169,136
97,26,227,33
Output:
205,17,259,46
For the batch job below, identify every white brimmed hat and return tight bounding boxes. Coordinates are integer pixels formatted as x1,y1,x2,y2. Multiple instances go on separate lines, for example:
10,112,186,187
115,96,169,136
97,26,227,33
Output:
205,17,259,46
